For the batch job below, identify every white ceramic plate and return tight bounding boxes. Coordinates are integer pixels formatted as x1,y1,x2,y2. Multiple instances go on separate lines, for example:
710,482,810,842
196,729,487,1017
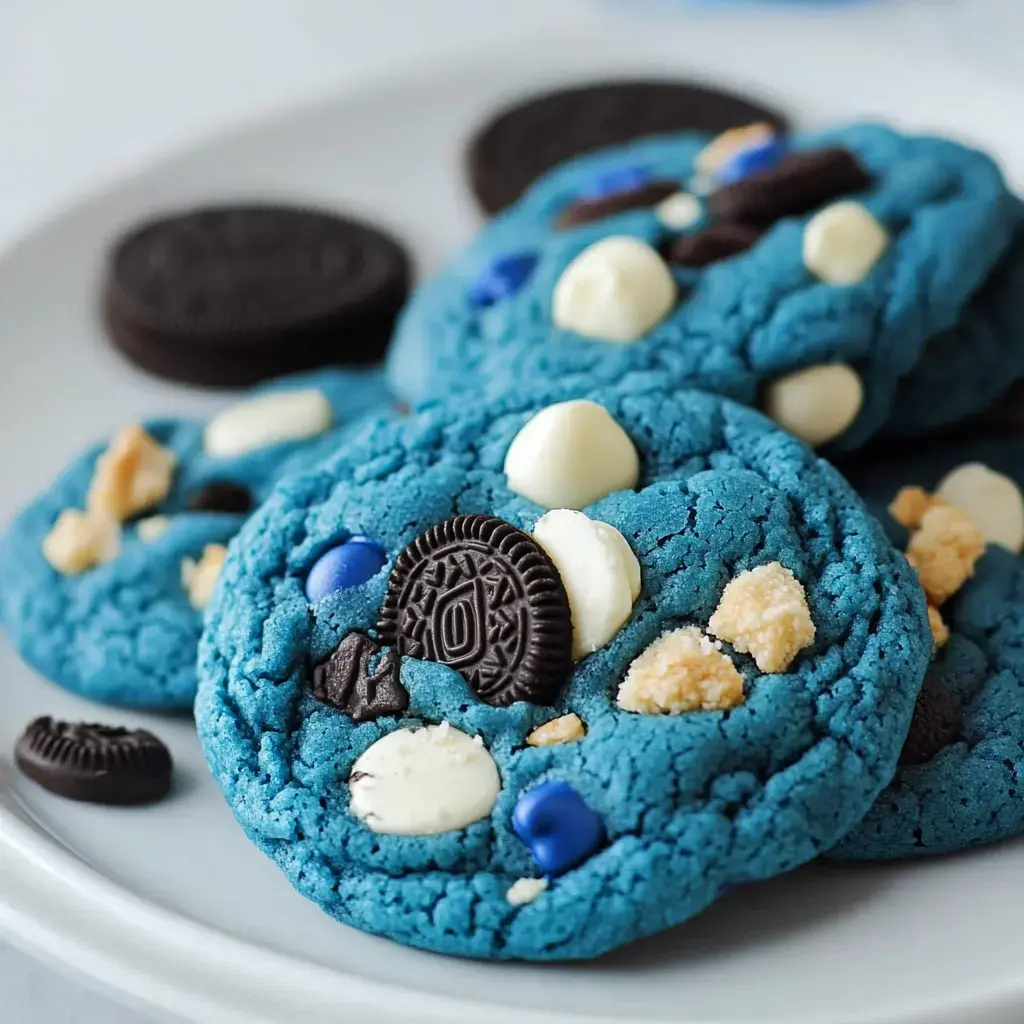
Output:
2,18,1024,1024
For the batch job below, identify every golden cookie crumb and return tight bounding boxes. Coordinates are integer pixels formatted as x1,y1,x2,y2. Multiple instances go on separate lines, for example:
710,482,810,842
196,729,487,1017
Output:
181,544,228,610
616,627,744,714
136,515,171,543
928,605,949,650
907,505,984,606
695,122,775,175
889,486,947,531
708,562,815,673
526,713,586,747
42,509,122,575
87,425,177,522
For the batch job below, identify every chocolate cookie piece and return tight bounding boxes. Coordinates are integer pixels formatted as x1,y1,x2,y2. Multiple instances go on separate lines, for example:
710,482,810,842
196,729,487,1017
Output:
377,514,573,706
15,717,173,805
667,223,765,267
103,205,411,386
312,632,408,722
556,180,680,229
188,481,254,514
468,80,790,215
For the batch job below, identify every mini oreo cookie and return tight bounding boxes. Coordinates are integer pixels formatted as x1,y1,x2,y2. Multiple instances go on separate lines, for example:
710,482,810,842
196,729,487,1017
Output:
377,514,573,706
104,205,411,386
15,717,173,805
468,79,790,215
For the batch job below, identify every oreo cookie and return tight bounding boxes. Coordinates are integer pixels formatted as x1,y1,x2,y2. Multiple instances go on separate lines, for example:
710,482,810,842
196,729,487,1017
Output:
15,717,173,805
103,205,411,386
377,514,573,706
468,79,790,215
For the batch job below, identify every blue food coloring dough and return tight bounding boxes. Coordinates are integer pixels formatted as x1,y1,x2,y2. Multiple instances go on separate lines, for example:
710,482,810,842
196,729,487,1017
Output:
830,433,1024,859
196,380,931,959
0,368,393,710
387,123,1023,451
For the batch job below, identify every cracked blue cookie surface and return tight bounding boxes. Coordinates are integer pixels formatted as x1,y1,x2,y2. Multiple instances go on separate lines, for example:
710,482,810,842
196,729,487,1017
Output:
831,434,1024,859
387,123,1023,451
0,368,392,710
196,382,931,960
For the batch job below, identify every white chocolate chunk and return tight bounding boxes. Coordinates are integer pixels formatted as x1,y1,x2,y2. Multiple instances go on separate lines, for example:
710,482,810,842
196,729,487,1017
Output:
617,627,744,714
526,713,586,747
42,510,122,575
181,544,228,610
552,236,676,343
136,515,171,543
708,562,815,673
764,363,863,448
655,191,702,230
504,400,639,509
349,724,500,836
204,389,332,457
803,201,889,285
936,462,1024,554
533,509,640,660
506,877,549,906
87,425,177,521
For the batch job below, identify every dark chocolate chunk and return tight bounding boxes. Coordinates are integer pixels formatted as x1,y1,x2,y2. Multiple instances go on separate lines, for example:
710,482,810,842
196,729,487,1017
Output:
666,224,765,267
188,481,253,514
708,147,872,226
556,181,681,229
103,205,411,386
468,80,790,215
312,632,408,722
899,669,961,767
377,515,573,706
15,717,173,805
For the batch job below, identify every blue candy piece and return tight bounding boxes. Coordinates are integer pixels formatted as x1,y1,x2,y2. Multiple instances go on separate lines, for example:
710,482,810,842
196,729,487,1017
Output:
580,163,651,199
305,536,388,603
512,780,606,877
466,251,539,310
716,136,787,185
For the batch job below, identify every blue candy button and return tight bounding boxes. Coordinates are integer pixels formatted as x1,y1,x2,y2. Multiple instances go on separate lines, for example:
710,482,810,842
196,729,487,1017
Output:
512,780,606,877
716,137,787,186
581,163,652,199
305,537,388,603
466,251,539,310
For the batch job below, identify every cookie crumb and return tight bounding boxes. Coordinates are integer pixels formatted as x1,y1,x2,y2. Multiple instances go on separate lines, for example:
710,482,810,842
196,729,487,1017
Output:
907,505,984,606
506,877,549,906
181,544,228,610
889,486,946,531
87,425,177,521
136,515,171,543
42,510,122,575
708,562,815,673
928,605,949,651
526,713,586,747
617,627,744,714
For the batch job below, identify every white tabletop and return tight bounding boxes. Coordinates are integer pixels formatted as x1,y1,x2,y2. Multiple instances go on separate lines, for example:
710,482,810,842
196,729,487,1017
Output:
0,1,1018,1021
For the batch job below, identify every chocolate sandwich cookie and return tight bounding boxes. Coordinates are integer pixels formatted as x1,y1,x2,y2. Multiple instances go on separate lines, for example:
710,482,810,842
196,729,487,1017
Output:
15,717,173,805
104,205,411,386
468,79,790,215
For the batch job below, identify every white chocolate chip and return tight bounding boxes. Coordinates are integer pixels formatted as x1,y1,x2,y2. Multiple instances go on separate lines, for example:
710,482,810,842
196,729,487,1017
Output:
655,191,702,230
42,510,122,575
204,389,332,457
506,877,549,906
87,425,177,522
526,713,586,747
349,724,500,836
504,400,640,509
695,122,775,175
533,509,640,660
708,562,815,674
617,627,744,715
136,515,171,543
764,363,863,448
803,201,889,285
552,236,676,343
936,462,1024,554
181,544,228,610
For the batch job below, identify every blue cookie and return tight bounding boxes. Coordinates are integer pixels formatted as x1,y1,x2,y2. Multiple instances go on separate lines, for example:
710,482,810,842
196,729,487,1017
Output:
196,382,931,960
387,123,1022,451
0,368,392,710
830,434,1024,859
